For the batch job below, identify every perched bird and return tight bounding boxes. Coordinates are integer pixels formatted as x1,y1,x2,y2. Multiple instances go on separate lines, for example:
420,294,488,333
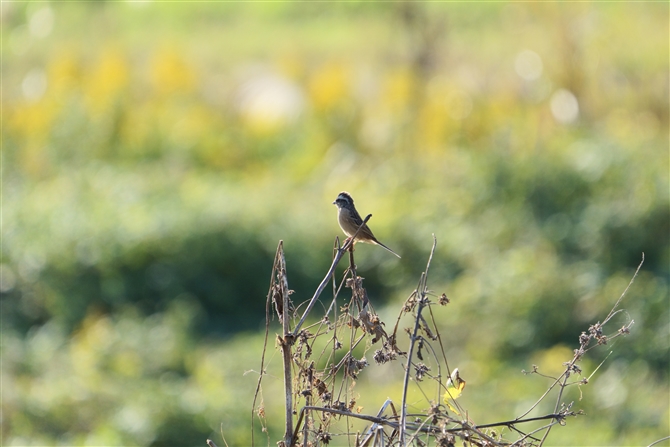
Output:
332,191,401,258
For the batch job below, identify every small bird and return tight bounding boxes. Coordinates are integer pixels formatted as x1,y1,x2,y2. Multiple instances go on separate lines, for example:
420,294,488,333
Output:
333,191,401,258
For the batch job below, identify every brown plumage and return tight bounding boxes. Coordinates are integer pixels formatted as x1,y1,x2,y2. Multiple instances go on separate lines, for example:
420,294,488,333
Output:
332,191,401,258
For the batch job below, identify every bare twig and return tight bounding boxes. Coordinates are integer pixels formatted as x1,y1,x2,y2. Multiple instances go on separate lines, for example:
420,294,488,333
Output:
291,214,372,337
251,241,283,447
276,242,294,447
536,254,644,445
399,235,437,445
647,435,670,447
603,253,644,325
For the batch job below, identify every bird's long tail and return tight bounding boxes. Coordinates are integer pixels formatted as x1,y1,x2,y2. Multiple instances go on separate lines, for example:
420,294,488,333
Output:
375,241,401,258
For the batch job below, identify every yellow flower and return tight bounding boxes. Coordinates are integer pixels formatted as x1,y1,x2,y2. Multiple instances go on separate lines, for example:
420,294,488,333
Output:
382,69,415,113
150,48,196,96
48,51,81,95
443,368,466,414
84,48,129,114
307,61,350,111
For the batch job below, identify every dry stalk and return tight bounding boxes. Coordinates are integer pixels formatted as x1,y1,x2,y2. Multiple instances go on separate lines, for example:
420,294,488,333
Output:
243,237,641,447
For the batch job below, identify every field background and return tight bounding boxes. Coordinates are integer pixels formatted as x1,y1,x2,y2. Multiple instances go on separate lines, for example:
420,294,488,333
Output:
2,2,668,446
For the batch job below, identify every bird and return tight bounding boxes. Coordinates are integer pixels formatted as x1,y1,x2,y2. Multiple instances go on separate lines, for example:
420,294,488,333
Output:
332,191,401,258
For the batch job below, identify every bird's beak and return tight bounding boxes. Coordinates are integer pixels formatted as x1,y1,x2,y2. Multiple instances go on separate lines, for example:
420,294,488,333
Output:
332,200,337,205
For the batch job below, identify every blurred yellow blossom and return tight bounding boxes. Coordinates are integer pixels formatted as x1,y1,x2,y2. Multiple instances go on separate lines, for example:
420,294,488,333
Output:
118,102,155,156
150,48,196,96
417,97,451,150
382,68,415,113
48,51,81,95
307,61,350,111
8,98,58,178
84,49,129,114
8,100,57,142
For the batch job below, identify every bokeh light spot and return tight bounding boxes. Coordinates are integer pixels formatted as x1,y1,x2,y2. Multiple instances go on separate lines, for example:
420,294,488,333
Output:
514,50,543,81
236,71,304,132
29,6,54,39
21,68,47,102
550,88,579,124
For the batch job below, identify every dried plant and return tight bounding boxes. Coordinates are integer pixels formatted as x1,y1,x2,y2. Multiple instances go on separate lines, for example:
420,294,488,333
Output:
240,221,645,447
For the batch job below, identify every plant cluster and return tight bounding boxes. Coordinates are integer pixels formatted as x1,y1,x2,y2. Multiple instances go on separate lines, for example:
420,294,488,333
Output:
241,233,651,447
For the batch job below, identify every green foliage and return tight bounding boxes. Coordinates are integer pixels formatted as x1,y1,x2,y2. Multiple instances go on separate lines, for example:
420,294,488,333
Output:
2,301,271,446
2,2,668,446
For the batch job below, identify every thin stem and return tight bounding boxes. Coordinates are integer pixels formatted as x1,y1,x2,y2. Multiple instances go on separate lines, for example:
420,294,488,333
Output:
471,412,576,430
538,372,570,445
399,235,438,446
278,243,294,447
516,371,567,420
251,240,283,447
647,436,670,447
399,273,426,446
603,253,644,325
292,214,372,337
302,364,313,447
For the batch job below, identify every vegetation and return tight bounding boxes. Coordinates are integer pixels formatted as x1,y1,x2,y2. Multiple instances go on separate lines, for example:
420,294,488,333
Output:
252,238,642,447
2,2,668,446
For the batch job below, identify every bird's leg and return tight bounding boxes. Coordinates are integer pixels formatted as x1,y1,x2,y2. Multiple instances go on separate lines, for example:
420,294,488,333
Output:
348,243,357,273
343,236,355,252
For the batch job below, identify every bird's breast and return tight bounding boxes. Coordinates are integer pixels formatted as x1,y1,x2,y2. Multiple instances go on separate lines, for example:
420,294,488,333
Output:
336,209,353,237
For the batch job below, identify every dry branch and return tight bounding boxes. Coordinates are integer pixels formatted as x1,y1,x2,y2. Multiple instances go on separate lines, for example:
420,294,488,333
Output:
243,237,642,447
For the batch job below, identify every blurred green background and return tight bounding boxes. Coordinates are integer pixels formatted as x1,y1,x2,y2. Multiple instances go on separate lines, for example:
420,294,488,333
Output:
2,2,668,446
